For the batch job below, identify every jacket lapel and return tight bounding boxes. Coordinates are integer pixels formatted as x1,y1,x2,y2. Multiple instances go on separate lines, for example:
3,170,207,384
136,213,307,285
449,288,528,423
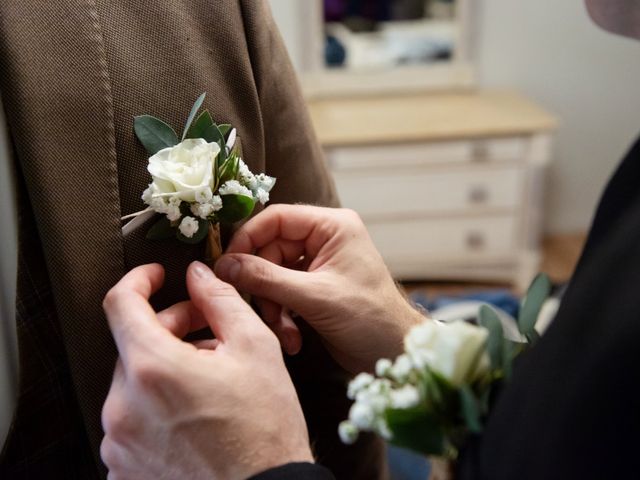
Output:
0,0,124,472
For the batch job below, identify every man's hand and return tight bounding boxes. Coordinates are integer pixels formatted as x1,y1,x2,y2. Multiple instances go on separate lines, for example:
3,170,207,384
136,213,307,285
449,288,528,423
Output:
215,205,425,374
100,262,312,480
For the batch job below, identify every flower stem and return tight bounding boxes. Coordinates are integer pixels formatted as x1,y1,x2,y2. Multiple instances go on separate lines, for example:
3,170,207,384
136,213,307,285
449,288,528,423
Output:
206,222,223,269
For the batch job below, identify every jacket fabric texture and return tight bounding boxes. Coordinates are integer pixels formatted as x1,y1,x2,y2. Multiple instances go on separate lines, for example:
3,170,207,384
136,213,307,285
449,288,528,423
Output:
0,1,387,478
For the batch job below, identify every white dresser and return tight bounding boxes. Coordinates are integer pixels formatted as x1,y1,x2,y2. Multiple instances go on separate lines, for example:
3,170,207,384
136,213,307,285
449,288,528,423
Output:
308,91,557,291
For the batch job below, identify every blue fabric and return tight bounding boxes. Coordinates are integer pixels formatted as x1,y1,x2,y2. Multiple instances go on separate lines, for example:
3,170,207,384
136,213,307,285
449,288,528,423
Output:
411,289,521,318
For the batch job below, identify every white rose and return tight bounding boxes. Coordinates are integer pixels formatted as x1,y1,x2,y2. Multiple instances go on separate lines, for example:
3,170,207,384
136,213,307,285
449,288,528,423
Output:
147,138,220,203
405,320,489,386
178,216,200,238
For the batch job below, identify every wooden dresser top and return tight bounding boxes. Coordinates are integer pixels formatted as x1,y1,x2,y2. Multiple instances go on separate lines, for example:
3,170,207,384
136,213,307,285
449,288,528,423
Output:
307,90,558,147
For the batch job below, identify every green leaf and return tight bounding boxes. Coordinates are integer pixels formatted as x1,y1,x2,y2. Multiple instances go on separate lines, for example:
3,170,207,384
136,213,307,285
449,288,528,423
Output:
518,273,551,336
459,385,483,434
134,115,179,155
145,216,174,241
216,195,255,224
218,124,232,138
478,305,504,371
185,110,218,142
182,93,206,140
218,154,240,185
176,218,209,245
385,407,446,456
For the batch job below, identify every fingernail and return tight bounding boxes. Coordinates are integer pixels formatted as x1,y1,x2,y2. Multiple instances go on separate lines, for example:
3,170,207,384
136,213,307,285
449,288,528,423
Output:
191,261,213,279
216,256,241,282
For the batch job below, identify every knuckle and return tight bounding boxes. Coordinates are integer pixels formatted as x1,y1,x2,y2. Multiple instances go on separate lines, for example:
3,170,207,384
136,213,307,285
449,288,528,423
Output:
129,357,166,391
102,287,121,311
251,261,274,290
101,397,132,443
100,437,119,469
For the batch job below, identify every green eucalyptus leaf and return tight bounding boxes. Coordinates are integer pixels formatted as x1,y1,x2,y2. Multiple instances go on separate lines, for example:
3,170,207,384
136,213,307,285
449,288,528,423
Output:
176,218,209,245
385,407,446,456
518,273,552,336
459,385,483,434
182,93,206,140
216,195,255,224
145,216,174,241
478,305,504,371
218,124,232,138
134,115,179,155
185,110,219,142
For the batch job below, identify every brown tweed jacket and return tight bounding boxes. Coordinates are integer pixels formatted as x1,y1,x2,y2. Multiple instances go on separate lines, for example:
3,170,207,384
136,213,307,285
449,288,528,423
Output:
0,1,387,478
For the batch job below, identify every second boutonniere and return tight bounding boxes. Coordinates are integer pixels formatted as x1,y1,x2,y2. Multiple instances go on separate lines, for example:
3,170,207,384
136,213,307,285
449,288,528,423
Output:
131,93,275,265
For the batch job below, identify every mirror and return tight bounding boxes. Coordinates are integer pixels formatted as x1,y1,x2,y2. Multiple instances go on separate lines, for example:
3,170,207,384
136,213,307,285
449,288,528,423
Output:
269,0,473,97
324,0,457,71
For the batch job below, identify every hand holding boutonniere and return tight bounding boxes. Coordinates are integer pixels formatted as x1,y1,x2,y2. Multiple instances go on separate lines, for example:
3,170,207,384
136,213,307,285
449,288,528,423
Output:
125,93,275,266
339,274,552,476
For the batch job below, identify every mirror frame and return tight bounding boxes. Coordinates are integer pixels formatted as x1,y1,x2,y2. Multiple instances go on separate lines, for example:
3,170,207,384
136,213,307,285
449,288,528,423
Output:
294,0,476,99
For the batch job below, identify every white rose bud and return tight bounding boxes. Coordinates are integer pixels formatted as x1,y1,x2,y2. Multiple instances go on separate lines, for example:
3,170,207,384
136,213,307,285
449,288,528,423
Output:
147,138,220,203
178,216,200,238
405,320,489,386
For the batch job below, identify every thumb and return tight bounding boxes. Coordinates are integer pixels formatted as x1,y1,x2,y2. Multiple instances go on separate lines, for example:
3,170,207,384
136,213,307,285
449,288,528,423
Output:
186,261,266,344
214,254,320,316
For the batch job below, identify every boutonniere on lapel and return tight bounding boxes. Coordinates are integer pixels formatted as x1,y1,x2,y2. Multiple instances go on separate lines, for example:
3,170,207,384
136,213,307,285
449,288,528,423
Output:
127,93,275,265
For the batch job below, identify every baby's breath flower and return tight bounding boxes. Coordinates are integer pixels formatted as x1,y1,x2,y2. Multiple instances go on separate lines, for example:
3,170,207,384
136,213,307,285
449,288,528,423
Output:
191,203,214,220
255,188,270,205
195,186,213,204
347,373,374,400
165,203,182,222
389,385,421,409
178,216,199,238
238,159,255,185
219,180,253,198
389,354,414,381
338,421,359,445
211,195,223,210
375,358,393,377
349,403,376,430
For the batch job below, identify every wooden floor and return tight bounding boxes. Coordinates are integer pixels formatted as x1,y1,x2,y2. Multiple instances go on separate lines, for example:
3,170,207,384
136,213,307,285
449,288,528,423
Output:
403,232,587,296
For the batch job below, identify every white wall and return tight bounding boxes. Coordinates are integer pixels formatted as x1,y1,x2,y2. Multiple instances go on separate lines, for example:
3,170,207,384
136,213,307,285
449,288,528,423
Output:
477,0,640,234
270,0,640,234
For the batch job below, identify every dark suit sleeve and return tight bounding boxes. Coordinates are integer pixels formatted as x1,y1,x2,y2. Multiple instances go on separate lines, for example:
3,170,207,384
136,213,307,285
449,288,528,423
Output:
248,463,335,480
239,0,340,208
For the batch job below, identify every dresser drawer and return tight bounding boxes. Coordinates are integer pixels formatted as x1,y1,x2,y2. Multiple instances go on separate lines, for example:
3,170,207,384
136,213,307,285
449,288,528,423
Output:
327,136,529,170
335,166,524,218
366,215,518,260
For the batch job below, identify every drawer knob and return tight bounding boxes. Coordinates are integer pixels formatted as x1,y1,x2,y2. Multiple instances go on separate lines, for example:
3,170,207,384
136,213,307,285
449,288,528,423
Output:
473,142,489,161
468,186,489,204
466,232,486,250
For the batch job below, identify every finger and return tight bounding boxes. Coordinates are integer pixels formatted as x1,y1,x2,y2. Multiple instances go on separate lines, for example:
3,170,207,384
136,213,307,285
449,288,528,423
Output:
186,261,268,344
255,298,302,355
156,301,208,338
226,204,340,257
257,238,305,267
103,264,174,361
214,253,321,317
191,339,220,350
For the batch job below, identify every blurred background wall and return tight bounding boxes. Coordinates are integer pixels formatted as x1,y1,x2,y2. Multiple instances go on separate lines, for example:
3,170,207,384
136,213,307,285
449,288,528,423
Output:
270,0,640,235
